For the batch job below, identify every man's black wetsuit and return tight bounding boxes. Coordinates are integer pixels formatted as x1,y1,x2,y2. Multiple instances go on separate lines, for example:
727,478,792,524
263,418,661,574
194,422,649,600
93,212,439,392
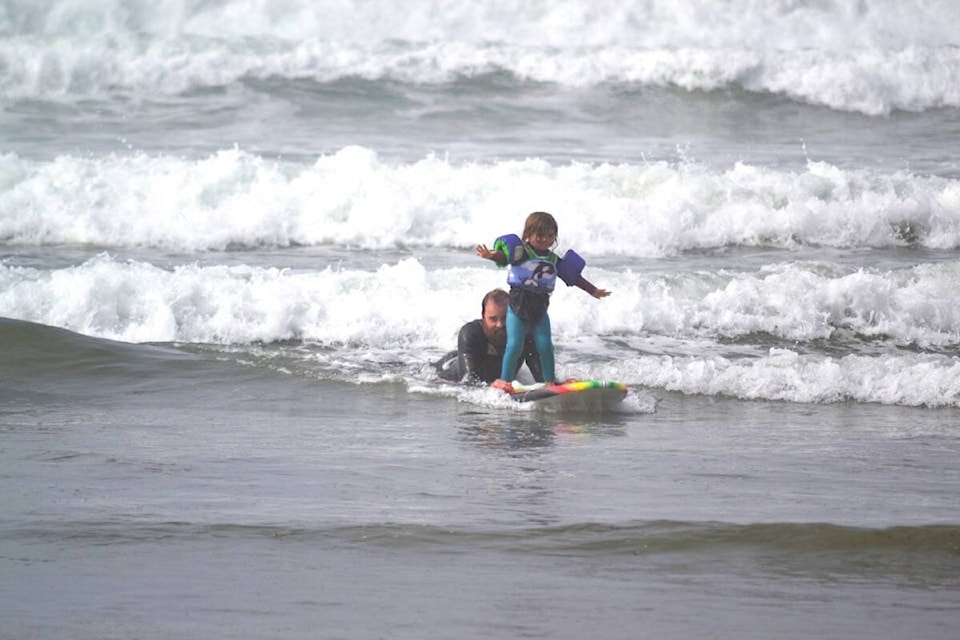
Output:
435,319,543,385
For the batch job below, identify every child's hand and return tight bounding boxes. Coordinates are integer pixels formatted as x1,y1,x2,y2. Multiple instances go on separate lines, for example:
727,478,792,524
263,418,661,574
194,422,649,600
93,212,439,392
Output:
476,244,498,260
592,288,611,299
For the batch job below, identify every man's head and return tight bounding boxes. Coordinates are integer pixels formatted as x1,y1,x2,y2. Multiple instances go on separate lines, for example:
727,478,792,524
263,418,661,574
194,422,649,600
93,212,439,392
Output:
480,289,509,346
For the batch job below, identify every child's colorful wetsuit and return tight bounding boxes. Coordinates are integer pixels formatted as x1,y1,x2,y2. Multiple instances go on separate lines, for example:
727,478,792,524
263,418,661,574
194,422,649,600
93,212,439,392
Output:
491,236,598,382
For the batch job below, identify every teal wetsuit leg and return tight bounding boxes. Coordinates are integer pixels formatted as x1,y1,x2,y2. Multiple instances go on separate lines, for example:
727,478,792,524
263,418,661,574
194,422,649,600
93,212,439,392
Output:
500,306,525,381
530,312,555,382
501,306,555,382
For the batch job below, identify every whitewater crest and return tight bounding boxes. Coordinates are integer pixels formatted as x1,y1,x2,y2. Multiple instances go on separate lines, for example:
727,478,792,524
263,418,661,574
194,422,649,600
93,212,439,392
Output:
1,0,959,114
2,149,958,253
4,251,960,407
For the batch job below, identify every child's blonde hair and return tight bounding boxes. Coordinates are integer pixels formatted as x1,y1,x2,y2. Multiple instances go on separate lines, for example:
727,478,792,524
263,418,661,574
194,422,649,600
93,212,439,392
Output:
521,211,558,243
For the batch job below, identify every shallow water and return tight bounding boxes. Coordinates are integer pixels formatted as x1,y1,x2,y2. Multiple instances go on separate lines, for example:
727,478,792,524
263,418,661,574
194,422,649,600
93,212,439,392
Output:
3,321,960,638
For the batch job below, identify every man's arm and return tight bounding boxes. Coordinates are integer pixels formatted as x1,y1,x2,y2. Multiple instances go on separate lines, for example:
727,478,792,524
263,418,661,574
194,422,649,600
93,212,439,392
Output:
434,350,461,382
456,321,491,385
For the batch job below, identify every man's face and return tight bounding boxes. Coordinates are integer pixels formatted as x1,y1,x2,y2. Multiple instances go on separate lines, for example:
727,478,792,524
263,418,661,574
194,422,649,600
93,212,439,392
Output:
482,302,507,346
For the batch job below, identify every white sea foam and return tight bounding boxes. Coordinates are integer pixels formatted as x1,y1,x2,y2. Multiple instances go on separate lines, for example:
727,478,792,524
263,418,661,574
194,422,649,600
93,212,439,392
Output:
3,252,960,407
2,148,958,254
6,0,958,49
0,253,505,346
607,350,960,408
1,0,959,114
555,261,960,348
5,254,960,349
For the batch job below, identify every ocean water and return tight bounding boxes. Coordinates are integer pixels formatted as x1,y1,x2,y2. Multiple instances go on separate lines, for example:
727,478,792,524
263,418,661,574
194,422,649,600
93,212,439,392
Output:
3,1,960,638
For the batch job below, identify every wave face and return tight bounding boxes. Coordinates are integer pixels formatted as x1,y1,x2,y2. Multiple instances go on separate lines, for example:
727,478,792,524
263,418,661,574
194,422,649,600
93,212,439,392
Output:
3,3,960,409
3,141,960,408
5,254,960,345
4,251,960,407
1,0,959,114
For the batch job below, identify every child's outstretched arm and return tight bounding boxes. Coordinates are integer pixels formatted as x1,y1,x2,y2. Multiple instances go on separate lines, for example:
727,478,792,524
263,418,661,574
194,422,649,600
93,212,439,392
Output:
476,244,507,266
575,276,611,299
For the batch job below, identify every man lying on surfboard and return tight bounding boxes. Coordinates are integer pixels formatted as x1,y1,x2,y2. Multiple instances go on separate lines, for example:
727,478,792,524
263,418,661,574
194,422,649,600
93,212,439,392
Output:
434,289,628,408
435,289,544,385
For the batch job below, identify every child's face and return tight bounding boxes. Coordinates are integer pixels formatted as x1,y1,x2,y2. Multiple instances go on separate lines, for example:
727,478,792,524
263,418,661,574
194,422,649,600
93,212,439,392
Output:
528,229,556,251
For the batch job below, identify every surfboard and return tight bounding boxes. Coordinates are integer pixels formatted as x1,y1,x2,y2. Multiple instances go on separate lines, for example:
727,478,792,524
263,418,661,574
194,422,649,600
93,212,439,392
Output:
508,380,628,410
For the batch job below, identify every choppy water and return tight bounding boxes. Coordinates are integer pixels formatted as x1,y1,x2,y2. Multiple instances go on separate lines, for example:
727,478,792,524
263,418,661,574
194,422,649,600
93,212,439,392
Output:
3,1,960,638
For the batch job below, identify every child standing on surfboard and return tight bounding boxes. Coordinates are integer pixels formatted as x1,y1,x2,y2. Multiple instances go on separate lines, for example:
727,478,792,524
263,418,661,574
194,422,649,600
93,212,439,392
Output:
476,211,610,391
